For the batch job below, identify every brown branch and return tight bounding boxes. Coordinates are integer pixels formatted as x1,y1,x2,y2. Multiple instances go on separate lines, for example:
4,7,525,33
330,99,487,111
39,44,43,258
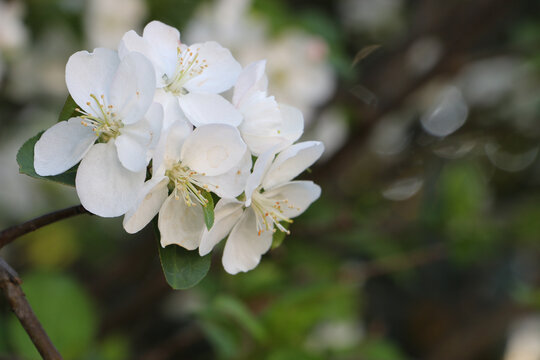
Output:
0,257,62,359
0,205,89,249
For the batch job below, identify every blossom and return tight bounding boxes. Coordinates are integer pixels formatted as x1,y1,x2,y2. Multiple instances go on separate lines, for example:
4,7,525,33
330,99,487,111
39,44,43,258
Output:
34,48,162,217
123,121,251,249
233,60,303,155
199,141,324,274
119,21,242,129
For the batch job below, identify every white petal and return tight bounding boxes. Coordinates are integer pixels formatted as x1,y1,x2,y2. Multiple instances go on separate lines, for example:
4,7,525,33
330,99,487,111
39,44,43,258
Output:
158,194,205,250
119,21,180,88
181,124,247,176
222,209,273,275
264,181,321,218
153,119,193,175
183,41,242,94
197,150,252,198
277,104,304,146
179,93,242,127
262,141,324,189
199,198,243,256
123,176,169,234
115,133,149,173
154,89,190,130
233,60,268,107
76,142,145,217
66,48,119,115
109,52,156,125
34,118,97,176
244,148,276,206
144,102,164,150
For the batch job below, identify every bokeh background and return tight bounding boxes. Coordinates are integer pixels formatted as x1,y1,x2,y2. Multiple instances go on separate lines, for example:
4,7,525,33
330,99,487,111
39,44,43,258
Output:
1,0,540,359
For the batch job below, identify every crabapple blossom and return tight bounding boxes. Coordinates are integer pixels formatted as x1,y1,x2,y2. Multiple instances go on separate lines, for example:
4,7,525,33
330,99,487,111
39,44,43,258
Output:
123,121,251,250
119,21,242,129
34,48,162,217
199,141,324,274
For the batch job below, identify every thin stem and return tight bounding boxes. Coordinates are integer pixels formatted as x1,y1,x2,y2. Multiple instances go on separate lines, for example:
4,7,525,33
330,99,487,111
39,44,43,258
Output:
0,257,63,359
0,205,89,250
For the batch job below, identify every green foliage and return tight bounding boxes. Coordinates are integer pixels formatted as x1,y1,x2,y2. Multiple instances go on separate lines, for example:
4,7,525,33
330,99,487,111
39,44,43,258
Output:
58,95,79,123
17,131,78,187
155,219,211,289
8,272,97,359
202,190,215,230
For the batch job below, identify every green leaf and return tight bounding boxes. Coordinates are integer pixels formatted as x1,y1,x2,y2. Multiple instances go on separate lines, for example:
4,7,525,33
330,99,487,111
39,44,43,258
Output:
213,295,267,342
58,95,79,122
17,131,78,187
272,222,290,249
155,219,211,289
202,190,215,230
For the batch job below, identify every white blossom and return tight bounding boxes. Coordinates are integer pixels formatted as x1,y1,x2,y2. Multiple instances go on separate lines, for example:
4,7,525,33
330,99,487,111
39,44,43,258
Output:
119,21,242,129
199,141,324,274
34,48,162,217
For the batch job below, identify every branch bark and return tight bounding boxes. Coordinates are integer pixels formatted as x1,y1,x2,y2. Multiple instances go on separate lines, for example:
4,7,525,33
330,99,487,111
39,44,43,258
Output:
0,205,89,250
0,257,62,359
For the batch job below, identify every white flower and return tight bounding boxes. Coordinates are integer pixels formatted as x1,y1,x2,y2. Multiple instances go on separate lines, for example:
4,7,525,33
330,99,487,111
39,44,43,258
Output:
34,48,162,217
123,121,251,250
233,60,303,155
119,21,243,129
199,141,324,274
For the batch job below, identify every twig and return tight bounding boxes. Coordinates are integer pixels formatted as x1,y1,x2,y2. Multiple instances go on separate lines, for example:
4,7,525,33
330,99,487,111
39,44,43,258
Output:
0,257,62,359
0,205,89,249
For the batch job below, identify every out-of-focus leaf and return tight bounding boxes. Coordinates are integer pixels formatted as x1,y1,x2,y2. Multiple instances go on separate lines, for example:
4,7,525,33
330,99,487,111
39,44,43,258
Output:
267,348,324,360
202,190,215,230
8,271,97,359
58,95,79,122
199,319,239,359
155,219,211,289
272,222,290,249
359,339,408,360
352,45,381,67
213,295,267,342
17,132,78,187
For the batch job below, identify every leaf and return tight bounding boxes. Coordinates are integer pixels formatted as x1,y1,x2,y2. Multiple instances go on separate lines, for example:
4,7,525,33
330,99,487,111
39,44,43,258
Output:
272,222,290,249
16,131,78,187
58,95,79,122
202,190,215,230
352,44,381,67
213,295,267,342
154,219,211,289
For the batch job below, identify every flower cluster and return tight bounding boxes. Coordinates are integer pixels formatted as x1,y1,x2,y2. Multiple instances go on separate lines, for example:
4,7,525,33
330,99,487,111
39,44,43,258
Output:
33,21,323,274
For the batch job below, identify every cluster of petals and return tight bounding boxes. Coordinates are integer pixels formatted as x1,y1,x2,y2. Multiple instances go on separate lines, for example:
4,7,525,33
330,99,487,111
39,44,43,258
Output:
33,20,323,274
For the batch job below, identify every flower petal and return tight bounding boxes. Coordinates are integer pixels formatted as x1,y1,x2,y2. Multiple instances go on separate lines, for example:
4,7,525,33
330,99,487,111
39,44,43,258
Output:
158,194,205,250
233,60,268,107
115,132,149,173
109,51,156,125
152,119,192,175
222,209,273,275
34,118,97,176
119,21,180,88
263,181,321,218
199,198,243,256
123,176,169,234
262,141,324,189
277,104,304,146
197,150,252,198
179,92,242,127
183,41,242,94
244,147,276,206
181,124,247,176
144,102,164,150
66,48,119,115
76,141,145,217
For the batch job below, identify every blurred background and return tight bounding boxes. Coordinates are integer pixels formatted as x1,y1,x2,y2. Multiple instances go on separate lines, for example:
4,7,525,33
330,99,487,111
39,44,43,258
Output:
1,0,540,358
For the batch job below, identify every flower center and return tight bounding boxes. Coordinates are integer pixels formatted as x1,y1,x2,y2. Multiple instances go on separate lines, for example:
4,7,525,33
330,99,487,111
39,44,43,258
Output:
250,190,296,236
77,94,123,142
164,46,208,96
165,162,209,207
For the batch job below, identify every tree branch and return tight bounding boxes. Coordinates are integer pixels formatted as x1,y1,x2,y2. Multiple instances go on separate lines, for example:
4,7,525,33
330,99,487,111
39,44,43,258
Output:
0,257,62,359
0,205,89,250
